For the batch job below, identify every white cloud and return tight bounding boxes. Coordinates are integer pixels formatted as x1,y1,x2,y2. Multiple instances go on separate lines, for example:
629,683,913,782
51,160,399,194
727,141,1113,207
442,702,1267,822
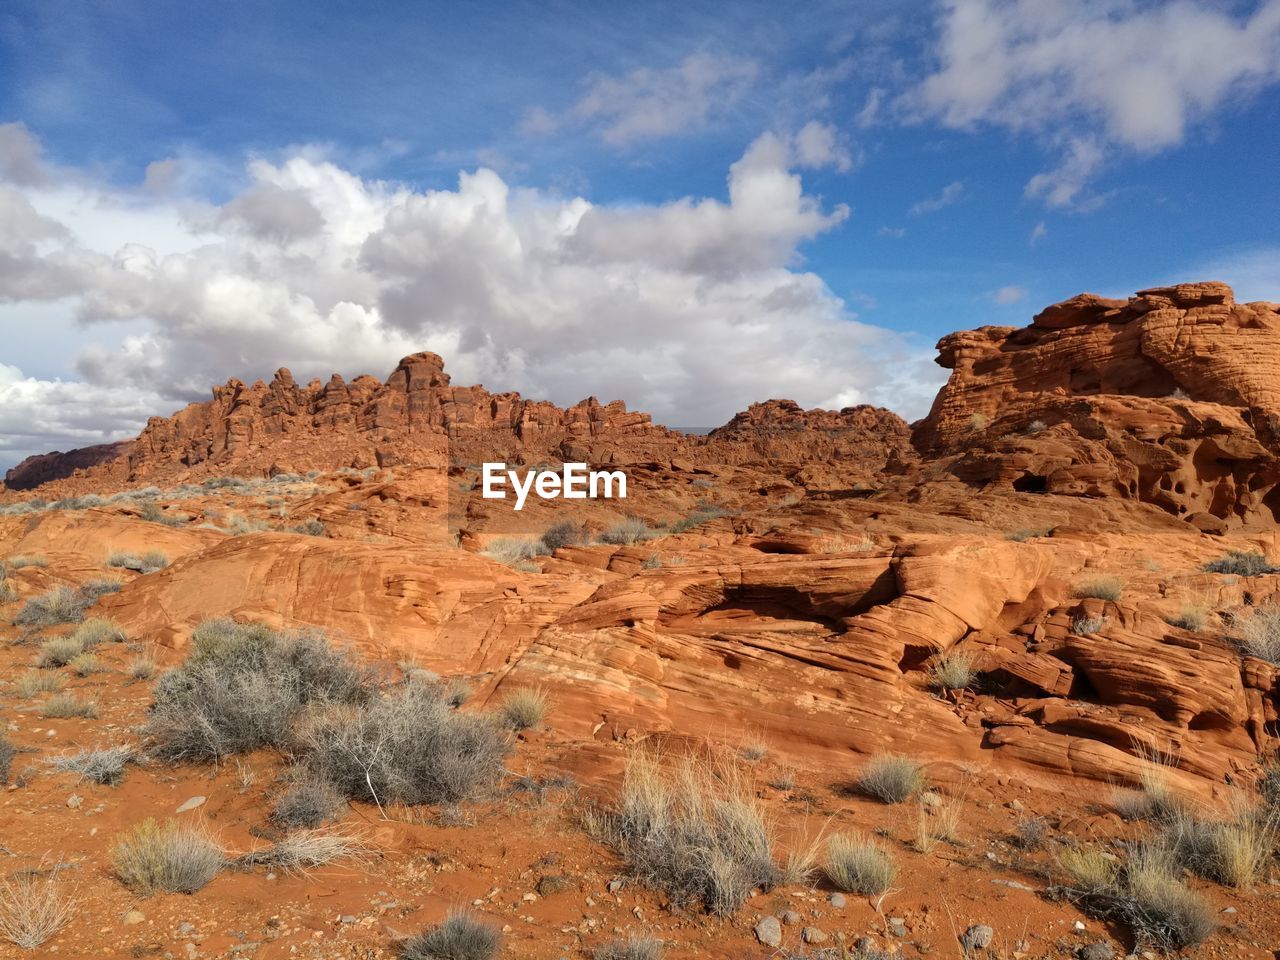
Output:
556,52,759,146
792,121,855,172
0,123,49,187
0,128,941,470
878,225,906,238
909,180,965,215
1029,221,1048,244
991,284,1026,305
915,0,1280,206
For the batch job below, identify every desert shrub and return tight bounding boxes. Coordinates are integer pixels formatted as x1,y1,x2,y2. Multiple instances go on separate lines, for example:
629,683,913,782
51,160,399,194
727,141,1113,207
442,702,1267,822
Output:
1056,844,1117,892
144,620,375,762
0,736,14,783
482,538,542,571
826,832,896,895
499,688,548,730
401,911,502,960
641,553,662,569
70,617,125,646
271,774,347,828
857,754,924,804
599,517,655,545
292,519,327,537
927,649,975,690
1204,550,1280,577
668,504,729,535
1235,607,1280,664
1074,576,1123,601
7,556,47,570
1167,604,1209,632
78,578,121,599
299,683,510,809
40,694,96,719
915,794,963,851
540,520,587,552
586,751,778,915
1014,816,1048,849
139,501,187,527
1026,419,1047,434
50,494,107,511
127,650,157,681
68,653,100,677
224,514,269,535
49,746,132,786
13,671,64,699
1161,803,1277,887
1262,759,1280,810
1113,751,1184,821
111,819,223,894
593,938,663,960
1071,615,1106,635
0,867,75,949
231,827,367,871
0,579,15,604
1007,526,1052,542
36,636,85,669
14,587,87,626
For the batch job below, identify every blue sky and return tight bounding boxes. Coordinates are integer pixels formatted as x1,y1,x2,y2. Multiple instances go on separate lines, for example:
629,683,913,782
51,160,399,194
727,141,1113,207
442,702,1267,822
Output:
2,0,1279,469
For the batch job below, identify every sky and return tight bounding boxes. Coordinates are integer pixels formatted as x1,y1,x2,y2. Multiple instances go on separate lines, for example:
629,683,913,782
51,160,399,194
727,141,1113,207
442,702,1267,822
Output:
2,0,1280,471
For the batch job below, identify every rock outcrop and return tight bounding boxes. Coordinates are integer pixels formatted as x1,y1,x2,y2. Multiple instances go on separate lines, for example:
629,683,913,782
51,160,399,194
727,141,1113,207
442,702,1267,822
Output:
4,440,133,491
912,282,1280,530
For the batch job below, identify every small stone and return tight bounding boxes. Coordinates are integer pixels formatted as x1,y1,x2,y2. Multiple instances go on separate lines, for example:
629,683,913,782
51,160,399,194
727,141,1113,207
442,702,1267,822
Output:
265,872,277,881
177,923,196,935
123,910,146,926
338,916,356,925
1079,942,1114,960
961,924,994,951
921,791,943,808
522,892,537,902
755,916,783,948
1073,921,1086,932
782,910,802,925
66,795,82,809
1009,799,1025,812
802,927,828,944
1221,907,1237,915
829,893,846,908
607,879,625,893
176,795,207,813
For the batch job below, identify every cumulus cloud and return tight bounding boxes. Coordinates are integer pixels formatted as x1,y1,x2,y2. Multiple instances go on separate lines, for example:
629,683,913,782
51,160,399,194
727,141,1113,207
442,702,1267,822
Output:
909,180,965,215
915,0,1280,207
0,128,940,471
536,52,759,146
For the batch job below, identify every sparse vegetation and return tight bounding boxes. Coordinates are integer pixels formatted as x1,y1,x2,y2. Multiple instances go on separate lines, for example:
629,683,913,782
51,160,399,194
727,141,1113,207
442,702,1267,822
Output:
401,911,503,960
499,687,549,730
927,649,976,691
14,587,87,626
139,500,188,527
6,556,47,570
586,751,778,915
668,503,729,535
231,828,367,872
1056,844,1117,892
482,538,542,571
826,832,896,895
1203,550,1280,577
1166,604,1209,632
1071,615,1106,635
1007,526,1052,542
0,736,13,784
70,617,126,646
144,619,375,761
13,671,64,699
1161,802,1277,887
599,517,655,545
39,693,97,719
540,520,587,553
916,794,963,851
1073,576,1123,601
78,578,121,599
111,819,223,894
37,636,86,669
127,650,157,681
292,519,327,537
593,937,663,960
1112,747,1184,821
857,754,924,804
49,746,132,786
0,867,75,949
68,652,100,677
106,551,168,574
1234,606,1280,664
272,775,347,829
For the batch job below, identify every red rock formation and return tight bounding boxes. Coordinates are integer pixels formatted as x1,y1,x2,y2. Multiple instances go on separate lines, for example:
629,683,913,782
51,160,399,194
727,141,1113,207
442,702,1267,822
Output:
912,282,1280,530
3,440,132,491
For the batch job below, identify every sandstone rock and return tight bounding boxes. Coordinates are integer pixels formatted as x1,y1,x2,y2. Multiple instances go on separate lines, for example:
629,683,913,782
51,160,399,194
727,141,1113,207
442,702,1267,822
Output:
962,924,994,951
754,916,782,947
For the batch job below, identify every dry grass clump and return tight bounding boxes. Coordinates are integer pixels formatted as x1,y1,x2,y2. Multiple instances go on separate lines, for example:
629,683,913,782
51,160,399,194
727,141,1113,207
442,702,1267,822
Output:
6,555,47,570
70,617,126,646
0,737,13,784
78,578,121,600
1056,844,1118,892
1113,747,1185,821
68,653,100,677
144,619,375,762
1166,604,1209,632
0,579,16,604
36,636,85,669
1007,526,1052,542
916,794,964,851
599,517,655,545
1234,606,1280,664
1073,576,1123,601
127,650,157,681
49,746,132,786
111,819,223,894
1071,615,1106,635
271,774,347,829
1203,550,1280,576
927,649,976,691
14,587,87,627
1160,801,1277,887
826,832,896,894
857,754,924,804
40,693,97,719
586,751,778,915
298,683,510,810
401,911,503,960
482,538,543,571
231,827,368,872
13,670,64,699
593,937,663,960
0,867,76,949
106,551,168,574
499,687,549,730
